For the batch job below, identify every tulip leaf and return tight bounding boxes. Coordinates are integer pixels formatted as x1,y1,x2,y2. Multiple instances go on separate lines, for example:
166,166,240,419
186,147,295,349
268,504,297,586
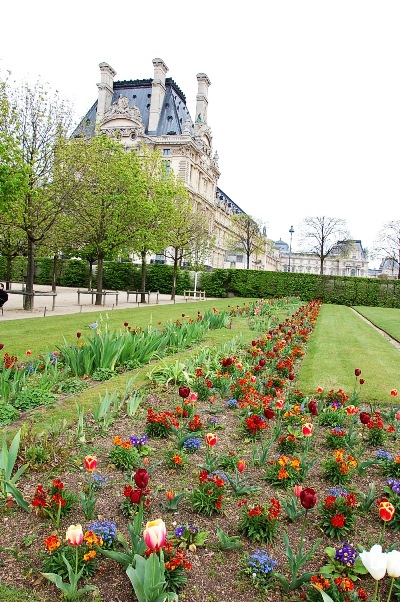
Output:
311,585,336,602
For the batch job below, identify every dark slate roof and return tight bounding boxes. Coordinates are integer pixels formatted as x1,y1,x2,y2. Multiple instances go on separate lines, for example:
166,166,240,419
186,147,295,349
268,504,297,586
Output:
216,188,245,215
71,77,194,138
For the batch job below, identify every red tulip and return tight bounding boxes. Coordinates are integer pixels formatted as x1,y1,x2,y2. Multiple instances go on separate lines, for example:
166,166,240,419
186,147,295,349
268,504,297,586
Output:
308,400,318,416
259,359,266,367
26,350,32,355
275,399,284,410
359,379,365,385
84,455,98,471
302,423,314,437
300,487,317,509
379,500,395,522
124,322,129,327
134,468,149,489
206,433,217,446
0,343,4,350
288,373,295,381
391,389,398,397
355,369,361,377
129,489,142,504
317,387,323,394
360,411,371,425
76,332,82,339
166,490,174,500
237,460,246,473
346,405,358,415
264,407,275,420
178,386,190,399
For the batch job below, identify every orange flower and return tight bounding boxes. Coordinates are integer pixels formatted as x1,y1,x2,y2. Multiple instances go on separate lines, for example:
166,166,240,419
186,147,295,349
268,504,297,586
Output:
172,453,183,465
278,468,289,480
83,550,96,561
166,490,174,500
113,436,123,445
44,535,61,552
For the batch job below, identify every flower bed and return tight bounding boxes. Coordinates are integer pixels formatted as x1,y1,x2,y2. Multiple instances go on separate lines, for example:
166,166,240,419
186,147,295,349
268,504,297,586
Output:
0,298,400,602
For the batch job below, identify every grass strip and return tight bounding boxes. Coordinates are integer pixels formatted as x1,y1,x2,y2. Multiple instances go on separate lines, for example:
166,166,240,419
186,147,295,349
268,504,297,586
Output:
353,305,400,341
296,304,400,402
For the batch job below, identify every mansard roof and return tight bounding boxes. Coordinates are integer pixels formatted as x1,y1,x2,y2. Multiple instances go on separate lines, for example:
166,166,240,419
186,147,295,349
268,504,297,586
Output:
71,77,194,138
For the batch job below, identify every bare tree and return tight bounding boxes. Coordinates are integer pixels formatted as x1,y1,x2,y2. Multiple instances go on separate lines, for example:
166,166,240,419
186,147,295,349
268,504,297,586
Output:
299,216,351,275
228,214,266,269
372,220,400,279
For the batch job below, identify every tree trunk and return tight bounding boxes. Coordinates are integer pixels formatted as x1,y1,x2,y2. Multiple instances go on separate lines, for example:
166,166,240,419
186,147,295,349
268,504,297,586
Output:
51,254,58,292
140,250,147,303
246,253,250,269
88,259,94,290
320,256,324,275
24,237,35,311
95,256,103,305
6,255,12,289
171,248,178,301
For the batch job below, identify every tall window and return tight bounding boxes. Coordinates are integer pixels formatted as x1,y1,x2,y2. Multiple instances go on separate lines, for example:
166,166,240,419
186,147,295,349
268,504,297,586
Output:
163,149,171,156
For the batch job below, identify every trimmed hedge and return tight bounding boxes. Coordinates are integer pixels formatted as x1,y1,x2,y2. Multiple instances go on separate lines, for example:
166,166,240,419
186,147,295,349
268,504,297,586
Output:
199,269,400,308
0,258,191,296
1,258,399,307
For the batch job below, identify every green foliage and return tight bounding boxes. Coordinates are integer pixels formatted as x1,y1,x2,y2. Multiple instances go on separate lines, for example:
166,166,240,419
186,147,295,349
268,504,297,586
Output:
0,429,30,510
238,499,281,544
0,402,19,425
189,471,225,516
215,526,243,550
103,261,140,290
12,387,57,411
109,441,141,471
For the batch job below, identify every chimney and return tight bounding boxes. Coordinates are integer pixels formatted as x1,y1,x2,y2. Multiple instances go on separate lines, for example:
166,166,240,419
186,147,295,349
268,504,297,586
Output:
96,62,116,123
195,73,211,133
148,58,169,133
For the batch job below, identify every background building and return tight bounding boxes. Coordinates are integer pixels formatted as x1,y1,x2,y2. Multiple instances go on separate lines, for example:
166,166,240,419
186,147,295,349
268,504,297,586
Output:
74,59,369,277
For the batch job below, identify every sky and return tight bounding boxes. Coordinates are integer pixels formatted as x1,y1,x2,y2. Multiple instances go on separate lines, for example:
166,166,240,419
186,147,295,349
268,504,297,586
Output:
1,1,399,268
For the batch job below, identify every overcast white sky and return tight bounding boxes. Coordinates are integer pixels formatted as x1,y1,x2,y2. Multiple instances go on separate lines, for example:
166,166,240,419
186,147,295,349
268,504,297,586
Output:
1,1,399,267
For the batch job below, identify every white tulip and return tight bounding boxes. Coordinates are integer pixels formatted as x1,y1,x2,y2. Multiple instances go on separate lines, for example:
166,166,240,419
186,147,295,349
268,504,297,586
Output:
359,544,387,580
386,550,400,578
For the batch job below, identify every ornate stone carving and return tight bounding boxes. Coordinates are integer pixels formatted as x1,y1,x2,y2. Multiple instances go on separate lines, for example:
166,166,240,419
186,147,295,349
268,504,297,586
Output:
101,95,144,130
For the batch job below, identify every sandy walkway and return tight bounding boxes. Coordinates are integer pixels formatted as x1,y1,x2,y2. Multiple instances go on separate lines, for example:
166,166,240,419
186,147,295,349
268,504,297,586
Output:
0,285,198,321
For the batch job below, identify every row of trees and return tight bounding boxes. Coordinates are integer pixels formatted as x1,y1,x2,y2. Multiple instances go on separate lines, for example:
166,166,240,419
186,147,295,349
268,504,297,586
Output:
0,76,214,308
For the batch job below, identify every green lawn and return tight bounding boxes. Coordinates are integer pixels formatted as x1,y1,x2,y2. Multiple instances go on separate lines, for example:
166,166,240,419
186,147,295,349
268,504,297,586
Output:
353,305,400,340
0,298,256,359
297,304,400,401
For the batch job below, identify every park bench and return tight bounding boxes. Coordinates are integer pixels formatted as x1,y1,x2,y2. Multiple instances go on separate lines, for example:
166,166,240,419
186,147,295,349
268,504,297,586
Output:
126,290,159,304
77,289,119,306
5,289,57,311
184,290,206,301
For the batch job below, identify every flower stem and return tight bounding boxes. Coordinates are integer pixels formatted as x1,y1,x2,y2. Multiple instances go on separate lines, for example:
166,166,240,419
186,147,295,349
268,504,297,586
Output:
387,577,395,602
372,578,379,602
378,521,386,545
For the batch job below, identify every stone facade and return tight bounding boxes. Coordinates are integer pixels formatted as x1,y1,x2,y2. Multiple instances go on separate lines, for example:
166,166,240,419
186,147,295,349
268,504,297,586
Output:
277,239,369,277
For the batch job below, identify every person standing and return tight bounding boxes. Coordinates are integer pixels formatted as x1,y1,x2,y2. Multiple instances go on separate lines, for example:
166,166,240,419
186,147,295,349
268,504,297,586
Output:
0,283,8,308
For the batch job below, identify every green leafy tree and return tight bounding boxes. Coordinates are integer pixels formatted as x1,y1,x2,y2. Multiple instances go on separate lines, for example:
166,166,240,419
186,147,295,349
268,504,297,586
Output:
299,216,351,275
163,198,211,300
0,76,73,309
228,214,266,269
0,223,27,287
128,147,186,303
54,134,144,304
372,220,400,279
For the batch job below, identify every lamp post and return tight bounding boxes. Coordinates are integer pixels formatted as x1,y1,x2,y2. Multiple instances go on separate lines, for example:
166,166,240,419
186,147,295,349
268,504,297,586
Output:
288,225,294,272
